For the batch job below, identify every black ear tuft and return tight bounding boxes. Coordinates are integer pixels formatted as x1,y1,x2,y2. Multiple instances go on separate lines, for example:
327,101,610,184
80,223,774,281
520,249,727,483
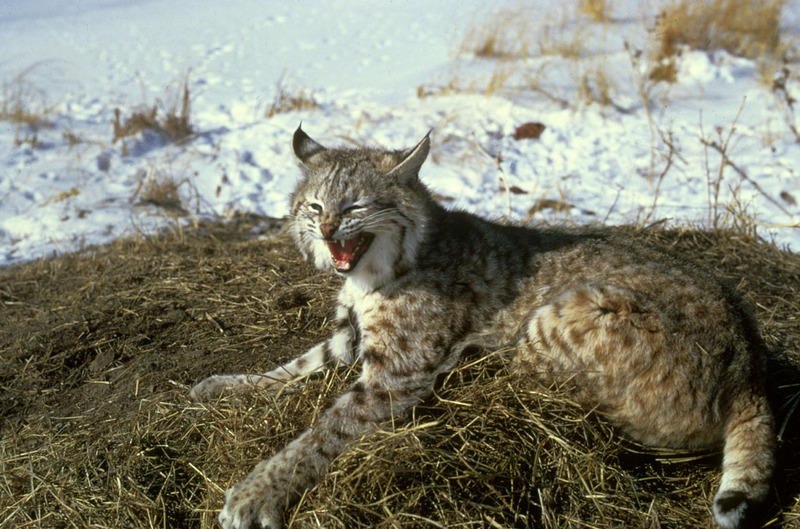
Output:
387,130,431,182
292,125,327,168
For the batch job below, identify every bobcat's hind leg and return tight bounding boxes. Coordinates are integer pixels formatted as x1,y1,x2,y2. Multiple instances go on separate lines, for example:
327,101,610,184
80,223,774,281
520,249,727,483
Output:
190,305,357,400
713,392,775,529
518,284,663,378
521,285,776,529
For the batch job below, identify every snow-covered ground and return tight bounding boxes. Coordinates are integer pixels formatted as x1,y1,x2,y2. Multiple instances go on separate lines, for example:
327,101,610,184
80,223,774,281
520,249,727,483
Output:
1,0,799,267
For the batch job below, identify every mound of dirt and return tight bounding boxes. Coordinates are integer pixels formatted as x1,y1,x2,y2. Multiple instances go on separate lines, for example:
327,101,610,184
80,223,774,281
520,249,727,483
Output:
1,216,799,528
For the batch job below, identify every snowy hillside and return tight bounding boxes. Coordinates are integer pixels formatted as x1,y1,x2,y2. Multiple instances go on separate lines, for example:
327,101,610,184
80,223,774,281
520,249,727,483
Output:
1,0,799,267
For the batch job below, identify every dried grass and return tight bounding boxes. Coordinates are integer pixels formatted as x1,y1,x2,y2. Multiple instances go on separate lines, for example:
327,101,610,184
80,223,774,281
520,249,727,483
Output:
113,76,193,154
650,0,787,83
443,5,619,106
459,8,532,60
1,218,799,528
131,168,190,215
265,76,319,119
580,0,610,23
459,5,592,61
656,0,784,60
1,66,54,148
0,68,52,130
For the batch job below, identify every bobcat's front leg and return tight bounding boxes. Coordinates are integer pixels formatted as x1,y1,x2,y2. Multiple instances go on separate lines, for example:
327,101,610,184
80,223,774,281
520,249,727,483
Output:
190,305,356,400
217,374,433,529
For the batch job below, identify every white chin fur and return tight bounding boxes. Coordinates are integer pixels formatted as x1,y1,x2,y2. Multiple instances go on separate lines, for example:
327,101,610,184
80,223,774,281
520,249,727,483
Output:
338,235,402,289
309,239,333,271
353,234,399,276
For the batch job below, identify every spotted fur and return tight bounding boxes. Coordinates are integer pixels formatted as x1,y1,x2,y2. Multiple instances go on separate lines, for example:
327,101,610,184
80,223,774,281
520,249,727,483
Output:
191,126,775,529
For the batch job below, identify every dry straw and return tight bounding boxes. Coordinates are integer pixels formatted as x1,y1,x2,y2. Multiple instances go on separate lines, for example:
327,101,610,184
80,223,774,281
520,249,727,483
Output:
112,75,194,156
1,218,799,528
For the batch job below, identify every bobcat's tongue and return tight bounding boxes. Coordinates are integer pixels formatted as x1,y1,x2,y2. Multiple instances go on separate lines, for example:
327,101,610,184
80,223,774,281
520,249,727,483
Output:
326,233,374,272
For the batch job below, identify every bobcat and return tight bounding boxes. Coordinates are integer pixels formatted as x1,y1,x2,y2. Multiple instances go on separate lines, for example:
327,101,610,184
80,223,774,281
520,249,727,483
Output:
191,126,776,529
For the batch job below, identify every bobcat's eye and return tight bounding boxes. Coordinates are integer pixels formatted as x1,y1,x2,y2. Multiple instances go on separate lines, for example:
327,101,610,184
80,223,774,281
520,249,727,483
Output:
307,202,323,213
342,203,366,215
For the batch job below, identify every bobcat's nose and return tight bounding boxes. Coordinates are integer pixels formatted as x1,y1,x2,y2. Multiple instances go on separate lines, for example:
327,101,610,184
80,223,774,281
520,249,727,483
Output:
320,223,337,239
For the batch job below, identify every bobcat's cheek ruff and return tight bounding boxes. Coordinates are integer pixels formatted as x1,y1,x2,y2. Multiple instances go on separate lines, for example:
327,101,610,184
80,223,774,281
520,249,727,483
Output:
327,233,375,272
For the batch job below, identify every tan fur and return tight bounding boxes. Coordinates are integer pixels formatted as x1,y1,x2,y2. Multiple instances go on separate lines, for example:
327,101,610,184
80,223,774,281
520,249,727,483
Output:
191,127,775,529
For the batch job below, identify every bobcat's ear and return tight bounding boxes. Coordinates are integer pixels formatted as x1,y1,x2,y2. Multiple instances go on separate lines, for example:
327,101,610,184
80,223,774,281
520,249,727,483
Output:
292,125,327,170
387,131,431,182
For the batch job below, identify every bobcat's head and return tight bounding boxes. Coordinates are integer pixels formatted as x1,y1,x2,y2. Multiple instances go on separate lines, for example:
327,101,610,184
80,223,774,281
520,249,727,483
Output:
289,126,433,290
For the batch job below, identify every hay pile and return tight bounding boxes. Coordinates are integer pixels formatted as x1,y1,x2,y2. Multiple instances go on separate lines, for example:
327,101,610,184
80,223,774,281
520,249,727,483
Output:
1,217,799,528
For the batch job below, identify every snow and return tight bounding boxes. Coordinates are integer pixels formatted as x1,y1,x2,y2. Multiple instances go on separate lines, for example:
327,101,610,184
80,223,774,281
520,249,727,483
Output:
1,0,799,267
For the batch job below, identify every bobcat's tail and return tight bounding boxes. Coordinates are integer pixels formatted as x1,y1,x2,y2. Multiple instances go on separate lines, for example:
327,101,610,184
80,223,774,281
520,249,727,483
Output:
713,392,775,529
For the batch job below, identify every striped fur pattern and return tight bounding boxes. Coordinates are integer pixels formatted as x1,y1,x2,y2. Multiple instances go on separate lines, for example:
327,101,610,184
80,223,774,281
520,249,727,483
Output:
190,126,775,529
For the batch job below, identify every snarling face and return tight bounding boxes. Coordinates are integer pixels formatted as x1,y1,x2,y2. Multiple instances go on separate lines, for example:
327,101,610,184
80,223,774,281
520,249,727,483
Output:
294,195,380,274
288,126,432,289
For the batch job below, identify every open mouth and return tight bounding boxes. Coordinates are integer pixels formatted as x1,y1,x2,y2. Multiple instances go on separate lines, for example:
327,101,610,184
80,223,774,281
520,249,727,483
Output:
326,233,375,273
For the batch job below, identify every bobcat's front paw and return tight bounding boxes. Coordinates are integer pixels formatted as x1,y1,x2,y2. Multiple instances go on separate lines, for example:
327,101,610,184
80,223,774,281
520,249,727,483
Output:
218,478,282,529
189,375,237,401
